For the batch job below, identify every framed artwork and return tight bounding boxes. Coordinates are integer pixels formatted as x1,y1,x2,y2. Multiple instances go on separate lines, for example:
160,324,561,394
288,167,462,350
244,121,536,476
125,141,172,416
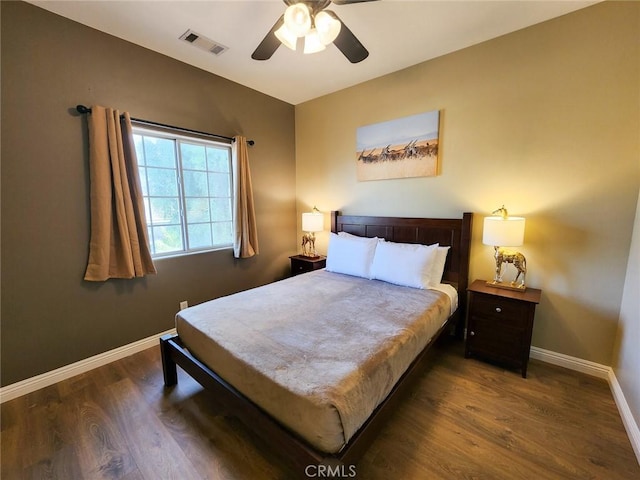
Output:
356,110,440,181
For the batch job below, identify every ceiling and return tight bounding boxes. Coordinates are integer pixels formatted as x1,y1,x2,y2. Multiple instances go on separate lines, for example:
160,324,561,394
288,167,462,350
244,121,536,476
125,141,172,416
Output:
28,0,598,105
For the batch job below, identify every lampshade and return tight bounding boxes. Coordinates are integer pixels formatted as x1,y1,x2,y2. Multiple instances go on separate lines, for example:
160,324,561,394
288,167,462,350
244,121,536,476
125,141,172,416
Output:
483,216,525,247
284,3,311,37
275,24,298,51
302,211,324,232
315,11,341,45
303,29,326,54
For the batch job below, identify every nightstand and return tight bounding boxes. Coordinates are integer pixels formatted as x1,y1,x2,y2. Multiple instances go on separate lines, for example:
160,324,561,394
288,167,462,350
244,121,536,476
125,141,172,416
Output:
465,279,542,377
289,255,326,276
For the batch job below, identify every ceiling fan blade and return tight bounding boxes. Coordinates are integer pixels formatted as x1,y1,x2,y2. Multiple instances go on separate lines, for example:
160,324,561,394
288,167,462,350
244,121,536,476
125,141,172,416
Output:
331,0,379,5
331,14,369,63
251,15,284,61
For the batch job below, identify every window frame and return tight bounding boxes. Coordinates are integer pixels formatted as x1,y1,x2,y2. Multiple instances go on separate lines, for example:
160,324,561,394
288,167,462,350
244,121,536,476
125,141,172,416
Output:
132,124,234,259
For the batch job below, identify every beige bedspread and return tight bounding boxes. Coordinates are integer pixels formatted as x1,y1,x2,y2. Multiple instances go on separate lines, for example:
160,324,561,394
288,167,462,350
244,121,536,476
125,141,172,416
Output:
176,269,452,453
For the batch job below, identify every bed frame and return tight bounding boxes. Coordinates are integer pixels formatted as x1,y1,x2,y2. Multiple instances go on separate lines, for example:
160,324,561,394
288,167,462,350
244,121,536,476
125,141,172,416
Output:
160,211,472,475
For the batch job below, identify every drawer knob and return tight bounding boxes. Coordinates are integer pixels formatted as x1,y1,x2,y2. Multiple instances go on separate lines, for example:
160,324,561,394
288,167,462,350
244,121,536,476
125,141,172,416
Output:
495,307,502,313
470,331,475,336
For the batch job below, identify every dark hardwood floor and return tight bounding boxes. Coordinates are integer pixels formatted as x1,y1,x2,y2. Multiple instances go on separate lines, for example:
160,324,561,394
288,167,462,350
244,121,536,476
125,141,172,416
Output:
2,339,638,479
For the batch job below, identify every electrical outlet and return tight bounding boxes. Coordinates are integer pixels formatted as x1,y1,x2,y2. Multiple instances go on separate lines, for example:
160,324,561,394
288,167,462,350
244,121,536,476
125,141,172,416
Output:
179,301,188,310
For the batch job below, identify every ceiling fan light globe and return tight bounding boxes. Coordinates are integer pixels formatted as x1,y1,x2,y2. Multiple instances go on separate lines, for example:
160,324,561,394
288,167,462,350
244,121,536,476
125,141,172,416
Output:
275,24,297,50
303,29,326,54
315,11,341,45
284,3,311,37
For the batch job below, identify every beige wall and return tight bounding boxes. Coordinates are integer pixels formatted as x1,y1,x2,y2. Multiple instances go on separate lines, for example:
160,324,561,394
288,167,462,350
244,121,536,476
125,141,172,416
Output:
1,2,297,386
295,2,639,365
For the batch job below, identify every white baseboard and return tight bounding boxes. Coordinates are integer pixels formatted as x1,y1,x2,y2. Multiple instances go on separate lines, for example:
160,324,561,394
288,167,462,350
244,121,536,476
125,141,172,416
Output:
531,346,640,465
0,328,176,404
530,346,611,379
608,370,640,464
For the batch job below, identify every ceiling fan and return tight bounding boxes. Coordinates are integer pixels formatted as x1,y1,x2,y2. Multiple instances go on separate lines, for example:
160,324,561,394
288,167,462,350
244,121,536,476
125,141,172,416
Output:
252,0,378,63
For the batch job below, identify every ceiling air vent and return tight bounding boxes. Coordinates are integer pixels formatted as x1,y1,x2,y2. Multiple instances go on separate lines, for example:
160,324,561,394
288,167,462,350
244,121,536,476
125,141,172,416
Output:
179,29,228,56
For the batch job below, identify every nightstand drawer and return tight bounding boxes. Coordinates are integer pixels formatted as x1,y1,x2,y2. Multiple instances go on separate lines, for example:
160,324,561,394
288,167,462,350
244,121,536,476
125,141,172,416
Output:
471,293,529,327
292,262,309,274
289,255,326,276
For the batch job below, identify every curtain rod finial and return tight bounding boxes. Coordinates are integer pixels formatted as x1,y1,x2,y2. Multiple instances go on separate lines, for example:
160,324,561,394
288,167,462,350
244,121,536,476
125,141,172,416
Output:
76,105,91,114
232,137,255,146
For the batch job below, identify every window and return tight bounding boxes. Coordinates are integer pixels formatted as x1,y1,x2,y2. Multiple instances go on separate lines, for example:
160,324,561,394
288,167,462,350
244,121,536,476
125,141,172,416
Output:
133,127,233,257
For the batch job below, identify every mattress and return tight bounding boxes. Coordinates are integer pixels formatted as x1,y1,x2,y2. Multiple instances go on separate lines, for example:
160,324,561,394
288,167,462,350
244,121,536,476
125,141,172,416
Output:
176,269,455,454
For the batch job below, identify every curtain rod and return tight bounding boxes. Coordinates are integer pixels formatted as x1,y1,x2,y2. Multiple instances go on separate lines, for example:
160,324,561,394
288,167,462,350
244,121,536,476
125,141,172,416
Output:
75,105,254,146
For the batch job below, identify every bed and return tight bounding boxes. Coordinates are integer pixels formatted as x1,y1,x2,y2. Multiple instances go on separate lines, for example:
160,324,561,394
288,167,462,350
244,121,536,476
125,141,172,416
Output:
161,211,472,473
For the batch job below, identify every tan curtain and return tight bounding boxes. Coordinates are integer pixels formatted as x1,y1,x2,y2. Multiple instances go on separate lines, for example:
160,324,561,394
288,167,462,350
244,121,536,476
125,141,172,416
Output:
232,135,259,258
84,106,156,281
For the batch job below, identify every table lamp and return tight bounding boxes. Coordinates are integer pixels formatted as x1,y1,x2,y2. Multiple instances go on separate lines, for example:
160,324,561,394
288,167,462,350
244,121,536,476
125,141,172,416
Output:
482,206,527,291
301,207,323,258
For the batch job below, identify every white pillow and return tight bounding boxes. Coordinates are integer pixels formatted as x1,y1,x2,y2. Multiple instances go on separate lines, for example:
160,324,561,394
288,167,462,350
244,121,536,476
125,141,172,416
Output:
337,231,360,238
338,231,385,242
326,233,379,279
430,246,450,286
371,241,439,289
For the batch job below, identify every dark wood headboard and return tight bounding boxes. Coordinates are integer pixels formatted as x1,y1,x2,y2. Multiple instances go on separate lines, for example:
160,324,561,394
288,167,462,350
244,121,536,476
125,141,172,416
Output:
331,211,473,330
